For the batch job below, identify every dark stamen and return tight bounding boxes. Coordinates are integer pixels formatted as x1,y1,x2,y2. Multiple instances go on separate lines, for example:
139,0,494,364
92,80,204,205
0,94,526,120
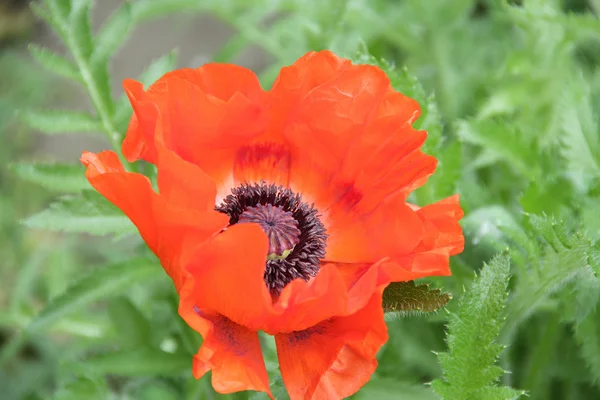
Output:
216,182,327,295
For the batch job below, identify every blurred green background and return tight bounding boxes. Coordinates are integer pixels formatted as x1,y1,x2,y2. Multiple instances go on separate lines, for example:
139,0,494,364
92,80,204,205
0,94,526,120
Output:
2,0,600,399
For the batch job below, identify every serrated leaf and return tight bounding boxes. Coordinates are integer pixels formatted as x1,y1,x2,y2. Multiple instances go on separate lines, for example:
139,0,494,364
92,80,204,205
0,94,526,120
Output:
29,45,81,82
51,0,72,17
26,257,158,333
520,177,574,215
71,348,190,376
558,74,600,179
457,118,540,179
34,1,70,41
11,162,89,193
383,281,451,315
23,191,137,237
505,215,595,333
68,0,94,60
432,253,519,399
91,1,133,65
574,301,600,386
20,110,101,134
558,267,600,325
473,386,526,400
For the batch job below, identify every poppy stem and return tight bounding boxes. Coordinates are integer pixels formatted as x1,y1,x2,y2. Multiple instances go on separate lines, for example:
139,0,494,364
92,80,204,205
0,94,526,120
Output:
43,1,131,170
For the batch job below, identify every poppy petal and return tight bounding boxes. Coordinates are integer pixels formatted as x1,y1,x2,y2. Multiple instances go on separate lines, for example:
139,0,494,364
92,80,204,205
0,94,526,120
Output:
80,151,226,290
275,290,387,400
122,65,268,187
324,194,424,264
232,142,291,187
273,52,390,168
81,150,161,258
122,79,161,163
181,223,275,331
267,264,349,334
178,308,272,397
271,51,435,213
155,144,221,213
268,51,438,267
268,260,383,334
342,90,437,209
387,195,465,280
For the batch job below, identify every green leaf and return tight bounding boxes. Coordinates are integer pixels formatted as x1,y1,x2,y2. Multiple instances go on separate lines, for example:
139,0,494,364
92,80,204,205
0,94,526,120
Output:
70,348,190,376
28,45,81,82
107,297,152,348
558,267,600,325
68,0,94,60
416,140,462,205
383,281,451,315
11,162,89,193
20,110,101,134
91,1,133,65
505,215,596,335
431,253,522,400
558,73,600,180
570,250,600,384
574,301,600,386
33,1,69,42
520,177,574,215
472,386,526,400
50,0,72,17
37,0,117,149
23,191,137,237
457,118,540,179
26,256,158,333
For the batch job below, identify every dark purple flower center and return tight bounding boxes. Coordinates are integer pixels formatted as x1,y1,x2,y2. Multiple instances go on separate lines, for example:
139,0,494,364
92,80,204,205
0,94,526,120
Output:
215,182,327,295
238,204,301,258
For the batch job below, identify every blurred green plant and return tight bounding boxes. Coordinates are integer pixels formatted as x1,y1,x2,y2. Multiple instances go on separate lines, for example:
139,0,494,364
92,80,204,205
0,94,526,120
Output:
2,0,600,399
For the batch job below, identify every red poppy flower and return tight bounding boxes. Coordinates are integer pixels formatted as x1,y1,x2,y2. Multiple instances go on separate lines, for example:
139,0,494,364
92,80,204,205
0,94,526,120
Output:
81,51,464,399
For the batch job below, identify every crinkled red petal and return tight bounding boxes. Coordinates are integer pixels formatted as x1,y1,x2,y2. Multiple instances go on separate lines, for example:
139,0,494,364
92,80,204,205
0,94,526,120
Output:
80,149,228,290
275,289,388,400
178,308,272,398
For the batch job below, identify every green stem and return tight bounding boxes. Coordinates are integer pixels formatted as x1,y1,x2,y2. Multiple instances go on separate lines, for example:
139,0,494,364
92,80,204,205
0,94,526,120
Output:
67,46,127,167
47,2,129,169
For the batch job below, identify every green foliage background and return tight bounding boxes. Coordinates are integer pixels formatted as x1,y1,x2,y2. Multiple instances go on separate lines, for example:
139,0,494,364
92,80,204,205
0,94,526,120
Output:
2,0,600,399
